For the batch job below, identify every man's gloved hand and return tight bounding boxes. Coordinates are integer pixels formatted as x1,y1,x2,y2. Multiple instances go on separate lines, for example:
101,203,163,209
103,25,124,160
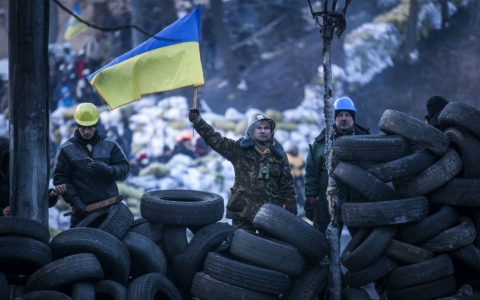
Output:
305,209,314,222
189,108,200,123
71,198,88,216
87,161,111,175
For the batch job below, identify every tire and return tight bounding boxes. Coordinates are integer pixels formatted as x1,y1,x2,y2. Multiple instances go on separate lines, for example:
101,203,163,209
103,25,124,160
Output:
26,253,103,292
0,271,9,300
71,282,95,300
384,239,434,264
341,197,429,227
128,217,163,244
341,226,397,272
445,126,480,178
451,244,480,275
141,190,224,226
385,276,457,300
473,209,480,248
122,232,167,278
420,217,476,252
0,236,52,278
173,222,235,290
384,254,454,290
438,102,480,139
429,179,480,207
14,291,72,300
229,229,305,276
50,227,130,285
162,225,189,263
341,288,371,300
0,216,50,244
95,280,127,300
379,109,449,156
395,205,458,245
75,202,134,240
344,256,399,288
281,265,329,300
334,135,411,162
127,272,181,300
359,149,435,183
253,203,330,264
333,161,399,201
203,252,290,294
191,272,278,300
393,148,462,197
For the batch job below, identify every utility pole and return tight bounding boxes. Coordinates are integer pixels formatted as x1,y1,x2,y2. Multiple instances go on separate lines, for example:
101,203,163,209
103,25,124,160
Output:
8,0,51,225
306,1,352,299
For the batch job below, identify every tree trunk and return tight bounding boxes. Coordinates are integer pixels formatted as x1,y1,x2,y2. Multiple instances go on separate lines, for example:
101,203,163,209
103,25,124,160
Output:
403,0,418,64
8,0,50,225
160,0,177,30
210,0,240,93
131,0,147,47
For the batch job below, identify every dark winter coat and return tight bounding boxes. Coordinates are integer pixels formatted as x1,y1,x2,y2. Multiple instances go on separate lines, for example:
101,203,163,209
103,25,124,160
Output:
304,124,370,223
194,119,297,222
1,137,59,215
53,129,130,208
0,137,9,213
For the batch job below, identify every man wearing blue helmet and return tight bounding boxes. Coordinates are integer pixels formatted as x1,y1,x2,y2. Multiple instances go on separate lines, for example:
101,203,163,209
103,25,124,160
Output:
304,97,370,235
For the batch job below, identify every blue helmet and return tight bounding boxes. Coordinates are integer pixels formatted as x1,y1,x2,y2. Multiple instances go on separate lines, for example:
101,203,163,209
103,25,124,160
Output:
334,97,356,118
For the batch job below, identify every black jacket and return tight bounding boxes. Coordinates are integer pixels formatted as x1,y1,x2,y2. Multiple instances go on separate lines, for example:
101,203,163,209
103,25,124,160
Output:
53,129,130,207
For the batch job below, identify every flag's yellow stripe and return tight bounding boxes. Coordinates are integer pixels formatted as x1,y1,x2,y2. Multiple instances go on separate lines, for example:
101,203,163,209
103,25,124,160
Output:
89,41,204,110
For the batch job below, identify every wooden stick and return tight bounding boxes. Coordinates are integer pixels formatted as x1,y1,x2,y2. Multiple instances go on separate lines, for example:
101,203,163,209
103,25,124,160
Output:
63,195,123,217
193,85,198,109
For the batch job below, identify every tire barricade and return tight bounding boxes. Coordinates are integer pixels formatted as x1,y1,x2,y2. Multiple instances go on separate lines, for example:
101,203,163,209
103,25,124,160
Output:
0,102,479,299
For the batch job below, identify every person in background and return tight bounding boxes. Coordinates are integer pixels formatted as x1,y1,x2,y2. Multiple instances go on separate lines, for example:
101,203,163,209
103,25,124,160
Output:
425,96,449,131
195,137,211,157
128,154,141,177
57,86,76,109
157,145,173,164
85,33,109,72
173,132,197,159
53,103,130,227
0,137,66,216
189,109,297,230
304,97,370,236
286,145,305,208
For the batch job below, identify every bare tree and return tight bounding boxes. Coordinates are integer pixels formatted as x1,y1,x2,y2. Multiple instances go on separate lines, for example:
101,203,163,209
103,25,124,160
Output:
210,0,240,94
402,0,419,64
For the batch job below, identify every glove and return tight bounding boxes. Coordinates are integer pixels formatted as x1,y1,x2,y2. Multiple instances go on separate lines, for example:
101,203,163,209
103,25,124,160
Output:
305,209,314,222
189,108,200,123
70,198,88,216
87,161,111,175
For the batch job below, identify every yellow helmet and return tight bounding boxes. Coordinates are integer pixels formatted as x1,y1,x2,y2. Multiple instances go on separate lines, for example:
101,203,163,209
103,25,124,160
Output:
74,103,100,126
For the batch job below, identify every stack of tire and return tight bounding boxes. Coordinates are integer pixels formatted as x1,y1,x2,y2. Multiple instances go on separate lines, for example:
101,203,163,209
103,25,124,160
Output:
334,102,480,300
0,189,226,299
189,203,331,300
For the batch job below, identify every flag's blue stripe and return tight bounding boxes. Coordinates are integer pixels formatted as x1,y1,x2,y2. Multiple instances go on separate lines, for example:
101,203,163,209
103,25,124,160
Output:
87,5,201,81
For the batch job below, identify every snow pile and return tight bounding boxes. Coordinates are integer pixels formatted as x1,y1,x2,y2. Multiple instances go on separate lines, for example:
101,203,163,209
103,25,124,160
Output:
343,0,474,88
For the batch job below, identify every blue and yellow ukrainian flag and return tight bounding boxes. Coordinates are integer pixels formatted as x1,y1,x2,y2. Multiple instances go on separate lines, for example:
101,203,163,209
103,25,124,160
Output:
88,5,204,110
63,4,87,41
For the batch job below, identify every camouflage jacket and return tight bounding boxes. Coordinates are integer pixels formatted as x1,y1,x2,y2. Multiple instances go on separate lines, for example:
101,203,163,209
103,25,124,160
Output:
194,119,297,222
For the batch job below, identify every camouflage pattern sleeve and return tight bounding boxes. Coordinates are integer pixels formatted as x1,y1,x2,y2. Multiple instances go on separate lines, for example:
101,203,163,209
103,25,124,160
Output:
193,118,238,162
280,155,298,215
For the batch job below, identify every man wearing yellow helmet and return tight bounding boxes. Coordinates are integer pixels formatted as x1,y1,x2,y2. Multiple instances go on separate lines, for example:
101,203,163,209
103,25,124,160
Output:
189,109,297,231
53,103,130,227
